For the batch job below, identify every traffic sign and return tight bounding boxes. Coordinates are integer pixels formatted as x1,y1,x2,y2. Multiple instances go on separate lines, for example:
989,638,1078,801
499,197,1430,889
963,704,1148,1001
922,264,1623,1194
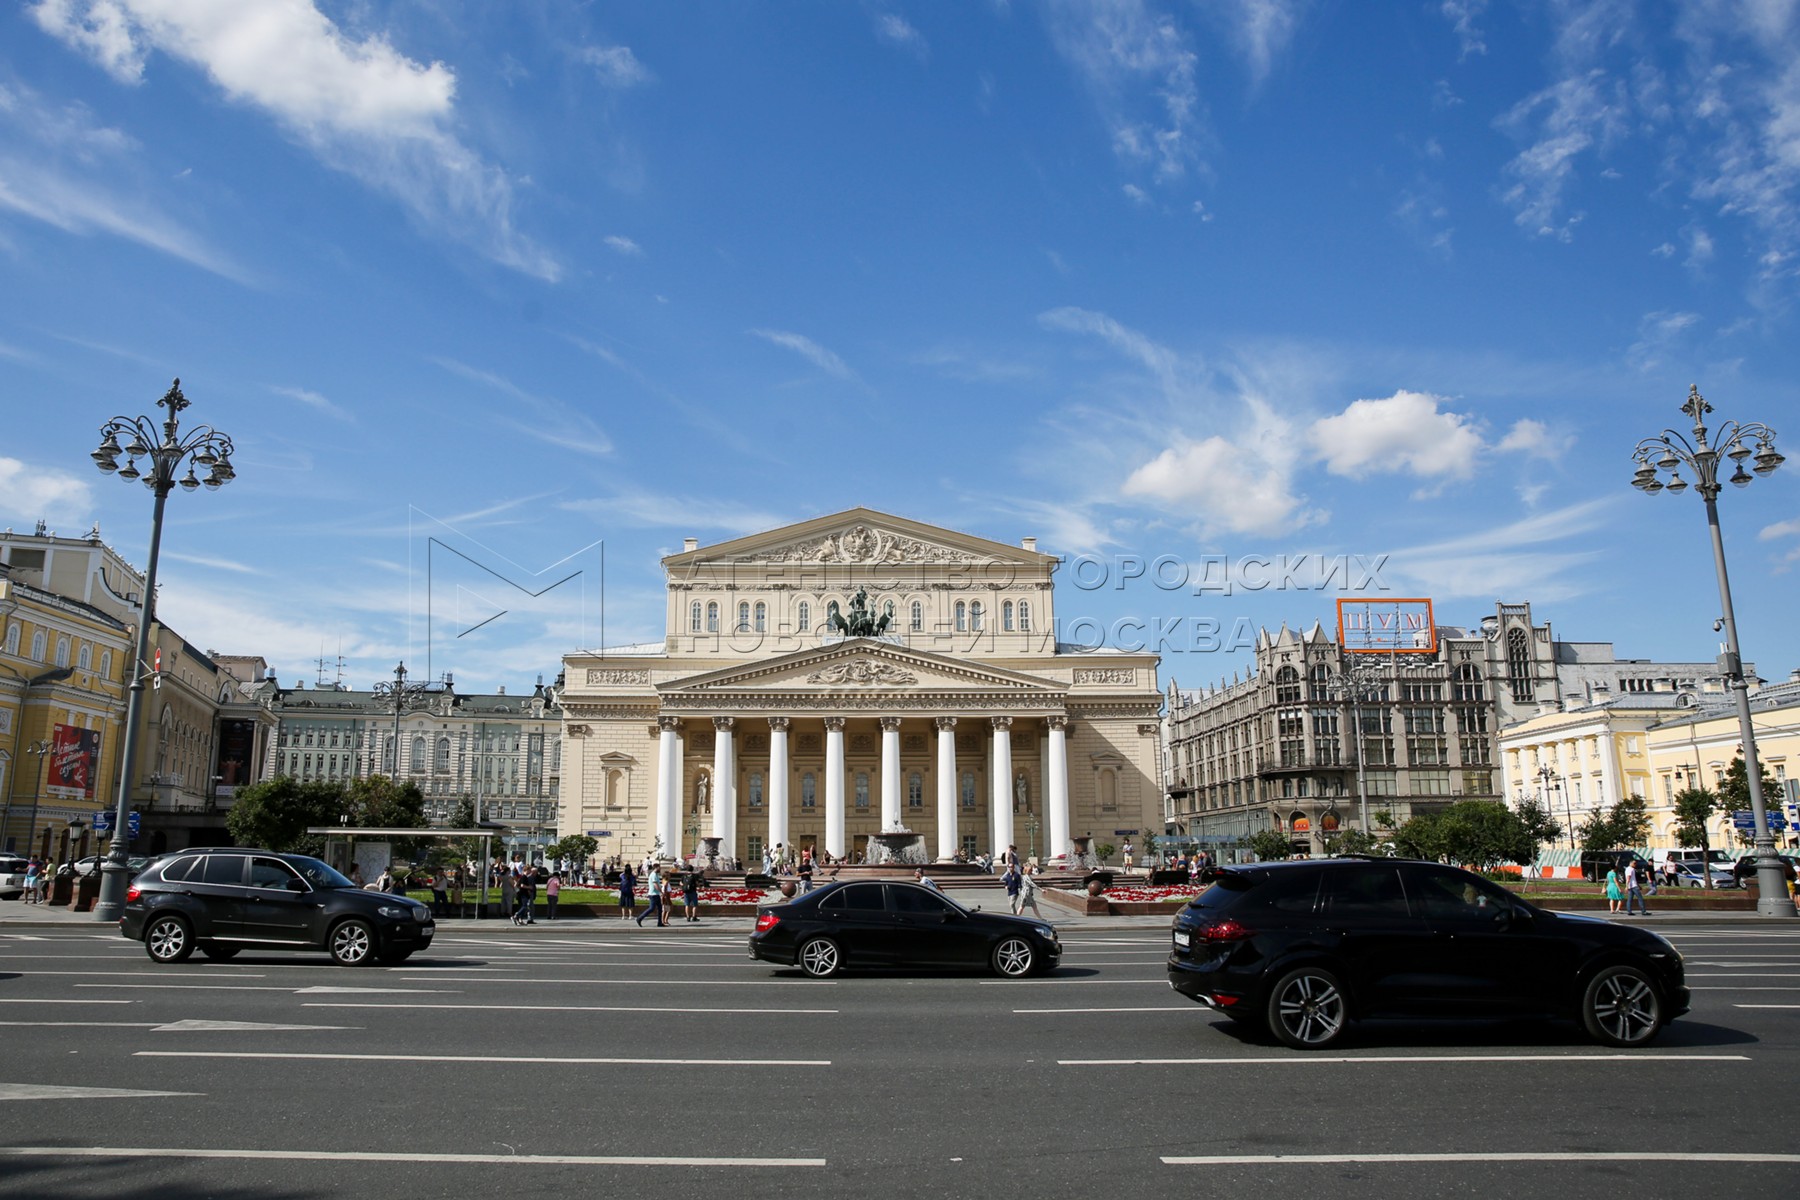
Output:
586,830,613,837
127,811,141,837
93,811,112,833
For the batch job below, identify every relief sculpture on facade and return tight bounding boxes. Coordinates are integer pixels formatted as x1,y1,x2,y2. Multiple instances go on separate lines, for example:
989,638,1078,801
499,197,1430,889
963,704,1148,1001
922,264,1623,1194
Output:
587,669,651,685
803,659,918,686
747,524,987,566
1074,668,1136,685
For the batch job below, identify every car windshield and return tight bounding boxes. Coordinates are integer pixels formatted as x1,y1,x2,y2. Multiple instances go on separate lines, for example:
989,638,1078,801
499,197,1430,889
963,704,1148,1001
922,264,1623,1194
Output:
286,856,356,889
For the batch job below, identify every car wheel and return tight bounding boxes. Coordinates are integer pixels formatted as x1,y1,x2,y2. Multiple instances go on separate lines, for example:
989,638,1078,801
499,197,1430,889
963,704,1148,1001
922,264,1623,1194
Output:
329,918,377,966
991,936,1035,978
197,943,240,961
1267,966,1349,1050
144,915,194,964
797,937,841,978
1581,964,1663,1047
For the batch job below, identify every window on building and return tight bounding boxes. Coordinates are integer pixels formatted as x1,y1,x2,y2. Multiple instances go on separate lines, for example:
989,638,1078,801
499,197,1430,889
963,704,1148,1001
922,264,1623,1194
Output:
1002,601,1014,631
76,643,91,671
910,601,923,632
410,735,425,773
962,834,978,858
801,772,816,809
705,602,719,632
955,602,967,632
1018,601,1031,632
908,772,923,809
961,771,976,810
854,771,870,809
970,601,984,631
1507,627,1535,702
1454,663,1484,702
30,630,46,662
798,600,811,631
749,772,764,809
690,601,702,632
2,622,16,655
754,602,767,633
54,637,69,667
738,601,751,632
435,736,451,774
1274,666,1301,705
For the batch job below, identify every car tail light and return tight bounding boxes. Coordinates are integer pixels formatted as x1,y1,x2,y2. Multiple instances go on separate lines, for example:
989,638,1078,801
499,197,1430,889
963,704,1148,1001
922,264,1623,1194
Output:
124,886,140,904
754,912,781,933
1197,918,1251,942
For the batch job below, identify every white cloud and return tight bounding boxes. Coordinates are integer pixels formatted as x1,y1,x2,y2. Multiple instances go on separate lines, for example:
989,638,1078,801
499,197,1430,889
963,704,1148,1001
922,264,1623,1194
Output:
1626,309,1701,371
603,234,643,256
580,44,652,88
1212,0,1304,85
1496,418,1569,460
1496,69,1624,241
748,329,857,381
1122,182,1149,205
432,358,612,457
0,457,94,525
1308,390,1485,480
31,0,558,280
268,384,353,422
1440,0,1488,60
1760,516,1800,541
1043,0,1204,184
1385,498,1616,601
560,489,786,537
1122,430,1316,536
874,13,929,58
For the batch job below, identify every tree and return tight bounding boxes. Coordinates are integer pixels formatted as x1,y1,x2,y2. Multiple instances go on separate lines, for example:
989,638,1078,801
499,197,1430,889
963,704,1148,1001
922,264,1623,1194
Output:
1672,786,1723,890
548,834,598,870
1718,755,1782,847
1321,827,1383,857
1513,797,1563,857
1579,795,1651,852
225,777,344,854
1246,829,1293,862
341,776,428,860
1441,801,1538,869
1391,810,1446,862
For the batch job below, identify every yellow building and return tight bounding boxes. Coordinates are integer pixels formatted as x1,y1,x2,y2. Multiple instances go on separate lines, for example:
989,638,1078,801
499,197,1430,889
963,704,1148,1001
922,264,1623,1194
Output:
1645,677,1800,851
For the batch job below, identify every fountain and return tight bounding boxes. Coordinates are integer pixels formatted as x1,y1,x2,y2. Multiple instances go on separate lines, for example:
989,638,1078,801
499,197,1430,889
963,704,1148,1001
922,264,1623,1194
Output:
866,825,928,866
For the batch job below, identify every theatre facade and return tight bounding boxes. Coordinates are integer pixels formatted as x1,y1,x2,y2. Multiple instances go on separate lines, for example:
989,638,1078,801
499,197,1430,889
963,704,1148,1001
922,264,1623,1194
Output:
558,510,1162,867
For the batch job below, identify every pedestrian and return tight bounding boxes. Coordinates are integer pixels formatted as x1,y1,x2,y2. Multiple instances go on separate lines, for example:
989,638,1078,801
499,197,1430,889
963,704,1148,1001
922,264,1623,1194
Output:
22,857,40,905
348,863,365,889
683,867,701,923
619,863,637,920
1122,840,1134,874
636,864,663,927
499,868,516,920
1604,862,1624,914
799,851,814,894
545,871,560,922
430,868,448,917
375,866,394,893
1004,861,1023,914
1017,864,1044,918
448,868,464,918
1624,857,1651,916
913,867,940,892
659,866,674,927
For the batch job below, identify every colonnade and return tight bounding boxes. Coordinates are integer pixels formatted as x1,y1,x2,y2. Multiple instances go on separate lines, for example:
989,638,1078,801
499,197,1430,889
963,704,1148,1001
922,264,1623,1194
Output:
651,712,1072,863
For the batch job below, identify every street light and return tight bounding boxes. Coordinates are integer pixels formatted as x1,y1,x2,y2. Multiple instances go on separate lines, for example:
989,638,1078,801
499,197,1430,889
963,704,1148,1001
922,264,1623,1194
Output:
90,379,236,923
14,740,51,859
372,661,432,781
1632,384,1792,917
1536,765,1570,850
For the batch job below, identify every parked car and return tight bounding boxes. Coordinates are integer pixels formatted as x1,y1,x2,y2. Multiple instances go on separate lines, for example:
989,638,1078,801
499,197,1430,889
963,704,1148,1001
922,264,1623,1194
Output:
1579,851,1652,883
1732,854,1799,886
1168,857,1688,1050
0,854,28,900
120,847,435,965
71,854,153,878
749,879,1061,978
1673,862,1738,888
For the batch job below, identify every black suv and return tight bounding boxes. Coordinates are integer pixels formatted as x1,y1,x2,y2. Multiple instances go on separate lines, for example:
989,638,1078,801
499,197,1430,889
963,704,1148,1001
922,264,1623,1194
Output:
1168,857,1687,1050
121,848,435,966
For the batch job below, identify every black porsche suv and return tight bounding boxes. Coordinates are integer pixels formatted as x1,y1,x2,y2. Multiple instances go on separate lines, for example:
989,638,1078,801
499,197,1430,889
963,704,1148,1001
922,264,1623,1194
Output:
1168,857,1688,1049
121,847,435,966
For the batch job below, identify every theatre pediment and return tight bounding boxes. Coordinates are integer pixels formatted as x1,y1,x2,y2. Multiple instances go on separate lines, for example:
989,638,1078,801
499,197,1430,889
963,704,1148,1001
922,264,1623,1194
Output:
656,640,1065,706
663,507,1052,570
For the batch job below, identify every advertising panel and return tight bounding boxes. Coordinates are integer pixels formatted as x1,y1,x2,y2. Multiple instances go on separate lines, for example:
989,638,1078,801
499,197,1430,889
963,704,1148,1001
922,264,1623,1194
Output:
1336,597,1438,654
217,719,257,787
46,724,102,799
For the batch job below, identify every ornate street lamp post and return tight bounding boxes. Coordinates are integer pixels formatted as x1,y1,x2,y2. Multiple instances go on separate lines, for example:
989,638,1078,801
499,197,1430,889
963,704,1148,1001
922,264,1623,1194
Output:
372,661,432,782
90,381,235,921
1632,385,1792,917
1535,765,1570,850
16,740,51,860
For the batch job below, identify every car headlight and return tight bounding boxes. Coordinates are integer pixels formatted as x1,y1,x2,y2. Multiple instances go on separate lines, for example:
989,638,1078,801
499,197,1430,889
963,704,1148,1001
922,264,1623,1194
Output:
1035,925,1056,941
377,905,408,919
413,904,431,922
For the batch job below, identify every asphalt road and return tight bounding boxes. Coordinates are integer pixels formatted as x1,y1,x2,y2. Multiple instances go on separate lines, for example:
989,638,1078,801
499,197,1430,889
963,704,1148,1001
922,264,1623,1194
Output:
1,917,1797,1198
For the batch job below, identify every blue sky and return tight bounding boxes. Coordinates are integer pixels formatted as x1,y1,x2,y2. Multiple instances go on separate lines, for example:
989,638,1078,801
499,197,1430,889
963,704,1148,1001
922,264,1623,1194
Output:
2,1,1798,694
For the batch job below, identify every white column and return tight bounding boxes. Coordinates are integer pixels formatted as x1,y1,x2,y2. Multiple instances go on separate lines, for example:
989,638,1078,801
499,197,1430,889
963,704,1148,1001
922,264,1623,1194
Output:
935,716,958,862
991,716,1014,858
824,716,846,860
1047,715,1070,863
768,717,790,858
712,717,736,860
657,717,681,861
1576,735,1596,810
880,716,902,830
668,721,685,859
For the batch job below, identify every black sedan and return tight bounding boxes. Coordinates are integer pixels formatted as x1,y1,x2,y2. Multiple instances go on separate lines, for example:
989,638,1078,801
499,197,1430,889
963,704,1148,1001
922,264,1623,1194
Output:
121,847,435,966
749,879,1060,977
1168,857,1689,1050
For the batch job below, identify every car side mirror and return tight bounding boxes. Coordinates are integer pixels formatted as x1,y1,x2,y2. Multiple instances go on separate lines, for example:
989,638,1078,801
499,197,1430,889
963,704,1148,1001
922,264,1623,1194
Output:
940,910,957,922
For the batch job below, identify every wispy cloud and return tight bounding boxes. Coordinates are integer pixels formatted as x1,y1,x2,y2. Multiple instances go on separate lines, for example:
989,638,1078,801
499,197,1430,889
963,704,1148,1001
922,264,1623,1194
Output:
163,551,263,575
603,234,643,256
874,13,929,59
0,456,93,525
432,357,612,457
560,488,787,537
1385,498,1617,601
580,44,653,88
1439,0,1489,60
31,0,558,280
268,384,353,422
749,328,858,381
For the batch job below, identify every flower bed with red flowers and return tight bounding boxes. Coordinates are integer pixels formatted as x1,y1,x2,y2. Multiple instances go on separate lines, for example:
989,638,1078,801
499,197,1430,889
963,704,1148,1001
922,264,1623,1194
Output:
1042,884,1199,916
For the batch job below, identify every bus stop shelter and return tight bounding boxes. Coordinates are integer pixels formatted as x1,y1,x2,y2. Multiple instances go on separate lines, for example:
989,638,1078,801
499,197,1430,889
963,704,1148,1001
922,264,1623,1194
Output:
306,825,509,919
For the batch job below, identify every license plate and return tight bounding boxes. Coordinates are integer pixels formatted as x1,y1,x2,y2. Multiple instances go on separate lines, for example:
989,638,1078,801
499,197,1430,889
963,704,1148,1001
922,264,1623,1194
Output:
1172,930,1190,948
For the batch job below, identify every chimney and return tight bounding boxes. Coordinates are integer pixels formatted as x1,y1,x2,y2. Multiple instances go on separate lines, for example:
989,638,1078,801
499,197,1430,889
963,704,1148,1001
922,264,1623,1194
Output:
1537,699,1561,716
682,538,698,552
1020,537,1037,552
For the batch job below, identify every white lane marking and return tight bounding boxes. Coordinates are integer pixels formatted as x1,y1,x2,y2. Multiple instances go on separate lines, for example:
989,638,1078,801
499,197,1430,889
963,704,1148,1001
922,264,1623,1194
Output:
399,977,833,986
8,970,267,977
151,1019,357,1032
1014,1007,1192,1014
0,934,49,941
303,1003,837,1014
1735,1003,1800,1008
1162,1151,1800,1166
1692,986,1800,991
0,1022,158,1028
0,1146,823,1167
77,984,295,992
1686,973,1800,978
135,1051,828,1066
292,986,457,995
1061,1053,1751,1065
0,998,134,1005
0,1083,200,1100
979,979,1164,986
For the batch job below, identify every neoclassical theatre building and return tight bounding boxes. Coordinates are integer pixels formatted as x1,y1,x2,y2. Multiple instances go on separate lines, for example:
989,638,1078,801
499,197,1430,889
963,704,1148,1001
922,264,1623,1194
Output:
558,510,1162,867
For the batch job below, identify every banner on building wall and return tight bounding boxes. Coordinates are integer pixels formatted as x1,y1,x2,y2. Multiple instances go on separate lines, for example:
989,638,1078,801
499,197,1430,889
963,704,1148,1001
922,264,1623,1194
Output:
1337,597,1437,654
46,724,102,799
217,719,256,787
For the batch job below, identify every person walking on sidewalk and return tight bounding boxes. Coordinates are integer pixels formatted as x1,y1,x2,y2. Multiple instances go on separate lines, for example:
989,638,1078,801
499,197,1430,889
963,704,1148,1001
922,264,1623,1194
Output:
636,864,663,927
1004,861,1023,914
1604,863,1624,915
682,867,701,923
545,872,560,922
1623,858,1652,916
1017,864,1045,919
22,857,40,904
619,863,637,921
514,865,537,925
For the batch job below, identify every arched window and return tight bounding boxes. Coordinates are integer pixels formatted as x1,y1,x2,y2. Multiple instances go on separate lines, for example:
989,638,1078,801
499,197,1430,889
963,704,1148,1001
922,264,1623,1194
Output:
2,622,17,655
78,644,92,671
749,771,764,809
854,771,870,809
738,601,751,631
1018,600,1031,632
1507,628,1534,702
801,772,816,809
609,770,626,809
30,630,46,661
1275,666,1301,704
705,602,719,632
954,601,967,632
910,601,923,632
960,771,977,810
434,736,450,774
690,601,702,632
100,650,112,678
1308,663,1331,701
971,601,984,630
798,600,811,631
754,602,767,633
908,772,923,809
54,636,69,667
409,735,426,773
1003,601,1015,631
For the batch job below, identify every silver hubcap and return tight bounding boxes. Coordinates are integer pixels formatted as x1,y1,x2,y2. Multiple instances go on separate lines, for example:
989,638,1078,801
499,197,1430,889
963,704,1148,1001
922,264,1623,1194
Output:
801,941,837,975
333,924,371,963
996,939,1033,976
1593,973,1658,1043
1277,974,1344,1045
148,921,185,959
